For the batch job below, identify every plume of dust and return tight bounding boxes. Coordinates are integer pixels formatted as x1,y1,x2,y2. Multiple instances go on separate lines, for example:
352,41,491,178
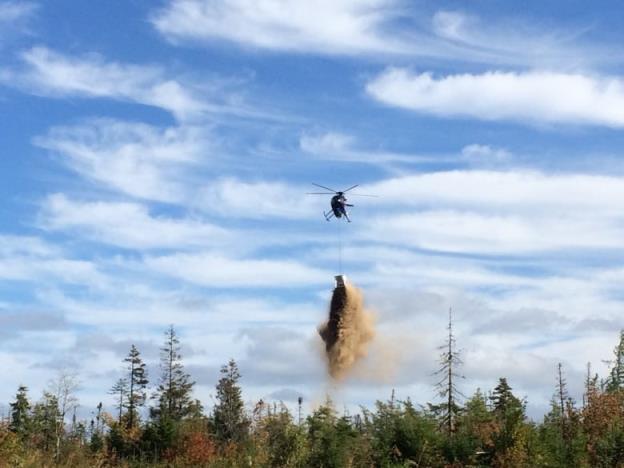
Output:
318,282,375,380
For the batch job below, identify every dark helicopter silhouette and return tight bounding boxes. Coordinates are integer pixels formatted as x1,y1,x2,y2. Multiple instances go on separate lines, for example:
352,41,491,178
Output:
307,183,377,222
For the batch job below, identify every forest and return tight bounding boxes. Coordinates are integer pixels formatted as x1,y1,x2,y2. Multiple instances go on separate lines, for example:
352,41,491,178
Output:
2,325,624,467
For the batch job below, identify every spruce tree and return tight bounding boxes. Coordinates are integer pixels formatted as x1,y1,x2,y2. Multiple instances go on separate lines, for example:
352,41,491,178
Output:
212,359,249,444
109,378,128,425
152,325,201,422
489,377,526,463
124,345,148,428
30,392,60,452
9,385,31,440
433,307,464,436
607,330,624,392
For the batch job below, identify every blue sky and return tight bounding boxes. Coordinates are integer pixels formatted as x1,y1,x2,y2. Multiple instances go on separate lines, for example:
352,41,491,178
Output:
2,0,624,419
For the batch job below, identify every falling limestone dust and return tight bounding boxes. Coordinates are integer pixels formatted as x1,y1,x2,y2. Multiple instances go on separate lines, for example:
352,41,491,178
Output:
318,275,375,380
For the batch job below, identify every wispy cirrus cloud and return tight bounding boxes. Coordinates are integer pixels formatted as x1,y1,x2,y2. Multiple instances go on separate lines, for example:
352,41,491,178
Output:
0,1,36,23
360,170,624,255
150,1,609,68
39,194,232,250
197,178,316,219
145,251,329,288
460,144,512,166
0,235,105,286
34,119,210,203
299,132,447,166
0,0,39,49
367,68,624,127
151,0,407,55
12,47,205,120
431,10,605,68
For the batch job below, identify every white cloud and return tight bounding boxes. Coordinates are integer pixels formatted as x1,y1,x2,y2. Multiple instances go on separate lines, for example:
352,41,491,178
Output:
151,2,608,68
300,132,440,166
0,234,59,257
0,1,36,53
300,132,354,154
368,170,624,213
17,47,206,120
359,170,624,254
197,178,316,219
34,119,209,202
461,144,511,165
0,1,36,24
364,210,622,254
431,10,601,69
367,68,624,127
151,0,407,55
145,252,329,287
0,234,105,286
40,194,232,250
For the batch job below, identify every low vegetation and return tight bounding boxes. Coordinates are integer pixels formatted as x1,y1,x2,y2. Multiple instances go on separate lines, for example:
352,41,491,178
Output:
2,326,624,467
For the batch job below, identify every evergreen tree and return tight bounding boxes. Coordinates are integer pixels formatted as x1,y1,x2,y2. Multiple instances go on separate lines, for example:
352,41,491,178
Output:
9,385,31,441
432,307,464,436
152,325,202,422
212,359,249,444
457,389,495,465
488,378,528,465
30,392,60,453
306,401,352,468
367,397,441,467
607,330,624,392
109,378,128,425
256,403,308,467
124,345,148,429
538,364,586,467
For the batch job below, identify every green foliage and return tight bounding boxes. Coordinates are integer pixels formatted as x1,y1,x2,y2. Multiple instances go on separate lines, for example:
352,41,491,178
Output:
10,326,624,467
151,326,202,424
256,403,308,467
9,385,30,442
124,344,149,430
212,358,250,445
363,397,442,467
110,377,129,425
30,391,60,453
607,330,624,393
0,422,25,467
305,401,359,468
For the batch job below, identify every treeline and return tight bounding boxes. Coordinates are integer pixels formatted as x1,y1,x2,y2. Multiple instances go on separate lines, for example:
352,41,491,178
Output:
2,326,624,467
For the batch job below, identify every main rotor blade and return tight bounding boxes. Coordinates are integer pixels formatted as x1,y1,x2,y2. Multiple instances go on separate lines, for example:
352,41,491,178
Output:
311,182,337,193
348,194,379,197
306,192,332,195
342,184,359,193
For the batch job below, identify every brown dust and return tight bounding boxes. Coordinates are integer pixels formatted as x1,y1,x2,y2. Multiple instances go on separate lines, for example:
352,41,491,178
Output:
318,283,375,380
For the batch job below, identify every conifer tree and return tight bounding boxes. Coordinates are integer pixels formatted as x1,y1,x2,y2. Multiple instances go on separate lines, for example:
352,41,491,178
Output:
607,330,624,392
109,378,128,424
124,345,148,428
556,363,570,447
488,377,527,464
9,385,31,440
538,363,584,467
30,392,60,452
152,325,201,422
433,307,464,436
212,359,249,444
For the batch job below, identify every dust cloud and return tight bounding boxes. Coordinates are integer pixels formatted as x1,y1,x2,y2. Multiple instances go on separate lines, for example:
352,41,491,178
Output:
318,278,375,380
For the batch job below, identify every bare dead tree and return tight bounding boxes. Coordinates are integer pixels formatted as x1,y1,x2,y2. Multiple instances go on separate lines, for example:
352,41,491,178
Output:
47,369,80,461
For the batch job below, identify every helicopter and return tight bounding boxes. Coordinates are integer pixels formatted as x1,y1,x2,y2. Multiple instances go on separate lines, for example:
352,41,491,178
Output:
306,183,377,222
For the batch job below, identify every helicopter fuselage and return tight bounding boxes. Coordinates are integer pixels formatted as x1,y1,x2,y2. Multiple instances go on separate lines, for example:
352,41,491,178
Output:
331,194,351,218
